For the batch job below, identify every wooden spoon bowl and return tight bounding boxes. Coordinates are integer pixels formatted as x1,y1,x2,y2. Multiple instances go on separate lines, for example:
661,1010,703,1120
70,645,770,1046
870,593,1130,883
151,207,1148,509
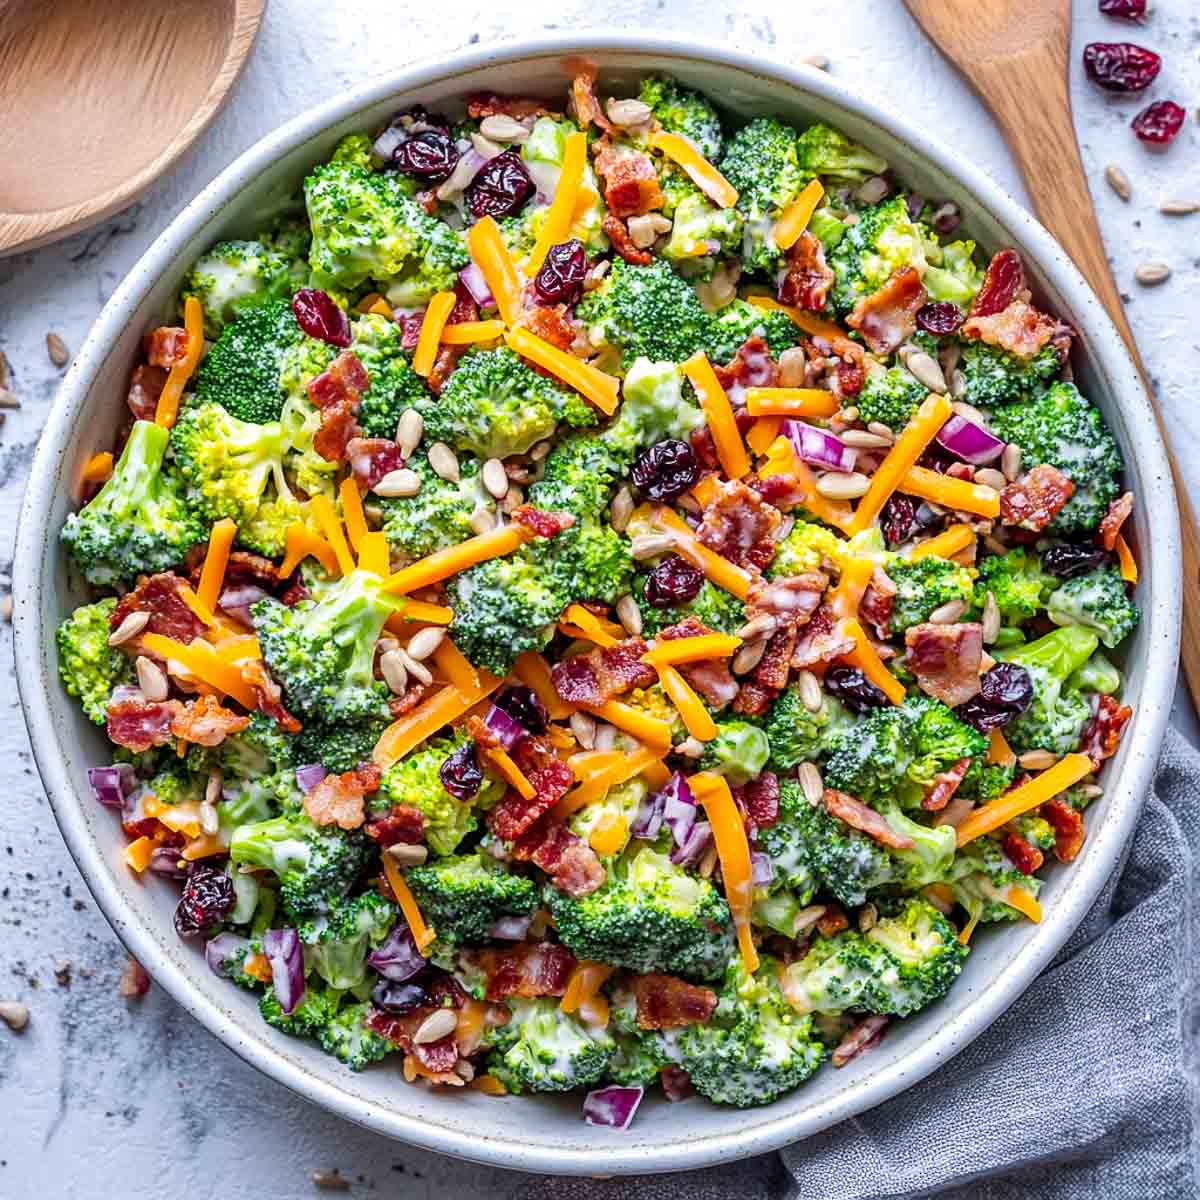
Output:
0,0,265,257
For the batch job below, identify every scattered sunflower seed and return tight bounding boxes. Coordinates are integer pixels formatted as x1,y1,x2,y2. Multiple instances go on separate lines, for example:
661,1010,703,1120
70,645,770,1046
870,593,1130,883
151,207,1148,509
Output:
855,176,889,206
482,458,509,499
1001,443,1023,482
205,770,224,807
372,468,422,498
778,346,807,387
569,710,597,750
793,905,828,935
736,613,777,642
406,626,445,661
630,532,676,560
1018,749,1058,771
427,441,460,481
1104,164,1131,201
395,408,423,457
796,669,823,713
605,97,653,129
310,1169,351,1192
841,429,893,449
46,333,70,367
698,845,719,879
479,114,531,142
615,593,643,636
675,736,706,759
386,842,428,867
974,467,1008,492
858,902,878,933
135,656,169,702
1158,198,1200,215
928,599,967,625
815,471,871,500
199,801,219,837
797,761,824,806
379,649,409,696
593,722,618,752
732,638,767,675
0,1000,29,1031
469,508,495,535
981,591,1001,644
1135,262,1170,286
396,647,433,686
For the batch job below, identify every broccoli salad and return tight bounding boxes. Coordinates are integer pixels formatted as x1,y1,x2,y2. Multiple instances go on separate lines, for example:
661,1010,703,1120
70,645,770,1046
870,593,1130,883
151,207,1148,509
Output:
58,66,1139,1123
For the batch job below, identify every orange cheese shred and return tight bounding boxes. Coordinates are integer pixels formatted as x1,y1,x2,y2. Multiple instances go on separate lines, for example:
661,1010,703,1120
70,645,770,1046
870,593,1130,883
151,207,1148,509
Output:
560,604,622,647
384,601,456,633
195,518,237,617
581,699,673,753
181,833,226,861
1115,533,1138,583
513,650,573,720
310,493,356,576
656,664,717,742
178,583,215,628
567,750,625,779
141,632,259,709
367,298,394,319
682,351,750,480
588,814,629,858
910,523,977,563
471,1074,508,1096
1006,886,1043,924
525,131,587,276
758,436,854,532
772,178,825,250
488,747,537,800
243,952,275,983
81,451,114,484
339,477,369,554
692,473,719,508
431,637,485,697
382,855,436,951
957,907,981,946
373,678,503,769
413,290,457,378
281,522,339,578
561,961,614,1027
381,524,531,595
439,319,506,345
746,294,847,342
745,418,782,457
899,465,1001,519
649,131,738,208
745,388,839,419
155,295,204,428
124,836,156,873
643,633,741,666
556,746,660,817
653,507,753,600
356,531,390,577
847,393,953,535
504,326,619,416
988,728,1016,768
467,216,523,326
830,557,876,623
838,618,906,705
955,753,1094,846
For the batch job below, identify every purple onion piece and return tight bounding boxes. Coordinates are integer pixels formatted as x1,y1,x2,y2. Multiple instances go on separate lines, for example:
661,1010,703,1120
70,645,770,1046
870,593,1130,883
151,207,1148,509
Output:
659,772,697,849
483,703,525,751
148,846,188,879
367,923,427,982
935,414,1005,465
372,120,408,162
217,583,267,627
750,850,775,888
669,820,713,867
488,914,534,941
88,764,135,809
261,927,305,1015
631,788,665,840
205,932,250,978
583,1085,644,1130
783,420,858,474
459,263,494,308
295,764,328,794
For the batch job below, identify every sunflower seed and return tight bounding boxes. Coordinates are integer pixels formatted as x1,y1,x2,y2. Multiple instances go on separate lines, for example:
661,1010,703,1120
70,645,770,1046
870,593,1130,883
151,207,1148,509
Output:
530,439,553,462
413,1007,459,1044
310,1169,351,1192
855,176,889,205
981,591,1001,644
1077,783,1104,800
778,346,807,387
609,486,634,533
372,468,422,498
815,471,871,499
1104,164,1131,201
469,132,504,160
732,638,767,675
482,458,509,499
1001,442,1022,482
427,441,460,481
797,669,823,713
631,532,676,560
386,842,428,867
479,114,531,142
135,656,168,702
396,647,433,686
901,348,947,392
698,845,719,879
569,711,597,749
951,400,986,424
627,214,667,249
1018,749,1058,771
593,722,617,751
616,593,643,637
793,905,827,938
46,333,70,367
379,649,409,696
205,770,224,807
499,485,524,514
469,508,495,535
199,800,219,837
858,902,878,933
605,97,653,129
974,467,1007,491
928,599,967,624
949,368,967,399
454,1057,476,1081
736,613,777,641
0,1001,29,1031
841,429,893,449
1158,198,1200,215
108,610,149,646
0,387,18,409
583,259,610,291
1135,261,1170,286
797,762,824,806
675,736,706,759
406,626,445,661
395,408,423,456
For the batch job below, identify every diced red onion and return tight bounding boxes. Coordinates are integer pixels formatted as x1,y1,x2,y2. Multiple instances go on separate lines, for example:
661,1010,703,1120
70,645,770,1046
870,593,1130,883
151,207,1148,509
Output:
935,414,1005,465
583,1085,644,1131
660,1066,694,1102
632,788,665,840
205,932,250,978
88,764,136,809
669,820,712,867
148,846,188,878
367,923,426,982
750,851,775,888
261,927,305,1015
784,420,858,474
660,772,697,848
218,584,268,627
484,704,525,751
459,263,494,308
488,914,533,941
295,764,328,794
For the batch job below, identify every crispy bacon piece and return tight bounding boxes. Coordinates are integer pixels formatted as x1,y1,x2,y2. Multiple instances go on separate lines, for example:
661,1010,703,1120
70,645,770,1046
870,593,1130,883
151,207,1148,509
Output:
568,61,613,133
792,604,855,669
964,300,1059,360
554,840,608,897
366,1003,464,1075
388,682,429,717
971,249,1024,318
1000,465,1074,532
778,231,835,311
127,364,167,420
313,398,362,463
737,771,780,827
594,145,663,217
516,304,576,351
697,479,781,572
347,437,405,490
110,572,207,654
1041,796,1085,864
487,736,574,840
832,1014,888,1067
816,902,849,936
660,1066,694,1101
397,311,423,350
633,974,718,1030
659,618,740,710
426,345,463,395
905,622,984,707
601,213,653,266
303,763,381,831
471,942,577,1002
170,695,250,747
1003,831,1044,876
466,91,558,121
143,326,190,368
714,336,781,406
835,359,866,398
239,659,302,733
747,574,828,629
1080,693,1132,767
307,350,368,409
845,266,927,356
511,505,575,538
860,567,897,638
1097,491,1134,552
923,756,972,812
186,545,279,590
825,788,914,849
107,698,183,752
365,804,425,848
551,637,657,707
511,815,607,896
118,955,152,999
734,622,799,717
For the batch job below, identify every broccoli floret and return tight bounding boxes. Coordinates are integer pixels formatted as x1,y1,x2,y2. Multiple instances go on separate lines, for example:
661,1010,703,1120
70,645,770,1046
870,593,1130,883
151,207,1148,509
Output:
636,576,746,637
374,729,504,856
887,556,975,634
331,131,374,168
765,689,856,771
958,340,1063,409
567,778,646,860
528,520,634,609
380,456,493,560
253,569,406,723
975,547,1055,627
207,712,302,825
997,625,1100,754
784,898,967,1018
921,238,984,308
699,719,770,786
1014,814,1056,852
704,299,798,362
667,956,826,1106
796,121,888,185
293,718,389,775
808,205,849,252
230,814,368,919
56,598,132,723
61,419,205,587
546,845,734,981
348,312,431,438
1046,565,1138,650
639,75,724,159
957,758,1015,803
904,694,989,793
720,117,805,273
488,997,614,1093
768,520,849,579
603,358,704,462
259,983,342,1037
299,891,395,990
532,435,627,521
1069,650,1122,696
856,364,926,433
318,998,395,1071
181,238,306,335
660,178,744,278
987,381,1122,535
405,853,537,945
827,196,928,315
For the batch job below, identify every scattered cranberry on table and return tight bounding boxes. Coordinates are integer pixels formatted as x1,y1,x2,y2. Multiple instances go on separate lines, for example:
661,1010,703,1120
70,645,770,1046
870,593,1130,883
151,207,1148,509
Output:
1131,99,1186,145
1082,42,1161,92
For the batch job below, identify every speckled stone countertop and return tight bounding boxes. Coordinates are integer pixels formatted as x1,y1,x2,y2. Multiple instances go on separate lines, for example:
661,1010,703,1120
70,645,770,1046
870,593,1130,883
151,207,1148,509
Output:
0,2,1196,1196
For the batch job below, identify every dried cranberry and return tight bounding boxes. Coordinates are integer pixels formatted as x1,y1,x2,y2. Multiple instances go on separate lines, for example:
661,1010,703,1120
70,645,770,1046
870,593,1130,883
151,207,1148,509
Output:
881,494,919,546
1099,0,1146,19
439,741,483,801
955,663,1034,732
1042,542,1112,579
292,288,351,347
494,685,549,735
972,249,1024,318
173,863,235,938
392,130,460,184
1082,42,1161,92
534,239,587,305
371,980,428,1014
915,302,964,336
643,555,703,608
466,149,535,219
824,665,888,713
1132,100,1186,145
632,439,700,502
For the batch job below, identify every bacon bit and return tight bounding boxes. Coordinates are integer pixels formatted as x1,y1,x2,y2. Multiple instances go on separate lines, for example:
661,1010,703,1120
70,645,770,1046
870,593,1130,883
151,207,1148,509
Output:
470,942,578,1002
1003,831,1044,875
660,1066,693,1101
170,694,250,747
815,902,849,936
186,545,278,591
714,337,781,405
511,815,607,896
964,300,1059,360
511,505,575,539
690,409,755,473
836,360,865,398
1000,465,1074,531
924,756,972,812
594,145,663,217
905,622,984,707
107,698,183,752
602,213,653,266
732,679,773,718
737,770,780,827
971,249,1024,317
312,398,362,463
388,682,430,717
554,839,608,896
110,572,207,655
845,266,927,356
117,954,151,999
825,788,914,849
515,305,576,352
832,1014,888,1067
568,62,613,133
697,478,781,572
778,231,835,311
487,736,575,841
426,344,462,395
367,1004,464,1081
238,659,302,733
551,637,657,707
365,804,425,848
303,764,382,831
746,573,828,629
786,605,849,670
414,1035,461,1076
127,364,168,420
143,326,190,368
1080,693,1132,767
1041,796,1085,864
859,567,897,638
347,437,406,490
397,312,423,350
307,350,368,409
658,617,740,710
632,973,718,1030
466,91,559,120
1097,491,1134,551
743,624,799,709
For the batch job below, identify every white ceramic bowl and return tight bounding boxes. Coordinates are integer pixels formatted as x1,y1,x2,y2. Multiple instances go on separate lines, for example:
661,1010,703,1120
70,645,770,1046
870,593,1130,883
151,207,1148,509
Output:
13,32,1181,1176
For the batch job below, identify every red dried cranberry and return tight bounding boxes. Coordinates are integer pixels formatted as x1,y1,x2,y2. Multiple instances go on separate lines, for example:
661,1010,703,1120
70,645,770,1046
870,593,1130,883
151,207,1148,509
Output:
371,980,428,1014
1099,0,1146,19
643,555,703,608
632,439,700,502
1082,42,1161,92
1042,542,1112,579
392,129,460,184
466,149,535,219
1131,100,1186,145
494,685,549,735
292,288,351,347
972,249,1024,317
881,493,919,546
824,664,889,713
439,741,483,801
955,663,1034,732
915,302,964,336
173,863,235,938
534,239,587,305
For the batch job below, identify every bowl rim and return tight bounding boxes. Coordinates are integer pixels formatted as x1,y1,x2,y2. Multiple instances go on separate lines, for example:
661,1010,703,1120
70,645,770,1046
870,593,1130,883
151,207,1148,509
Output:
13,30,1181,1175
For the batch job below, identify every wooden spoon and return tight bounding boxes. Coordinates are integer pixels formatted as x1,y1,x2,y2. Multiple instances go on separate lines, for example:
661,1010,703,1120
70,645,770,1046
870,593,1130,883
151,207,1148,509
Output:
0,0,266,257
904,0,1200,711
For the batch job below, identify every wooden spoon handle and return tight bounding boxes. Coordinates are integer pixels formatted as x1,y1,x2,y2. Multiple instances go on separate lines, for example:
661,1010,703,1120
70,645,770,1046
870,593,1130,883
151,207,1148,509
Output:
954,35,1200,707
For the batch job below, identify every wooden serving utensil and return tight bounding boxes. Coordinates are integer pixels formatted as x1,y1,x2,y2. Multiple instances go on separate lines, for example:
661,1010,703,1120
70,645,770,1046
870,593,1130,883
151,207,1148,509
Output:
0,0,266,257
904,0,1200,711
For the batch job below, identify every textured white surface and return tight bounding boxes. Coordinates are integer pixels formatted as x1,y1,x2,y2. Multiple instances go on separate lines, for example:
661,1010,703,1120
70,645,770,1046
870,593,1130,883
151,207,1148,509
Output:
0,3,1196,1196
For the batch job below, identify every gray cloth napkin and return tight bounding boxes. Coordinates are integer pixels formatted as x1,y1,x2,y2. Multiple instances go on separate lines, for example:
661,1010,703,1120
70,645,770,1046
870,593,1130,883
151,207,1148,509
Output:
783,726,1200,1200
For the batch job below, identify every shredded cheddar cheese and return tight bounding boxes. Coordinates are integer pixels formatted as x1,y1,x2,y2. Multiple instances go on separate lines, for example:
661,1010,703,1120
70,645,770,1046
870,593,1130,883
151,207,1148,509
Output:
504,326,619,416
649,131,738,208
280,523,339,577
682,352,750,479
525,131,587,275
744,388,840,419
955,753,1094,846
909,523,977,562
772,178,825,249
381,524,531,595
899,465,1001,519
839,618,906,705
382,855,436,951
413,290,457,377
656,664,717,742
339,477,369,554
310,493,356,576
467,216,522,325
642,633,741,666
154,296,204,428
439,319,505,345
